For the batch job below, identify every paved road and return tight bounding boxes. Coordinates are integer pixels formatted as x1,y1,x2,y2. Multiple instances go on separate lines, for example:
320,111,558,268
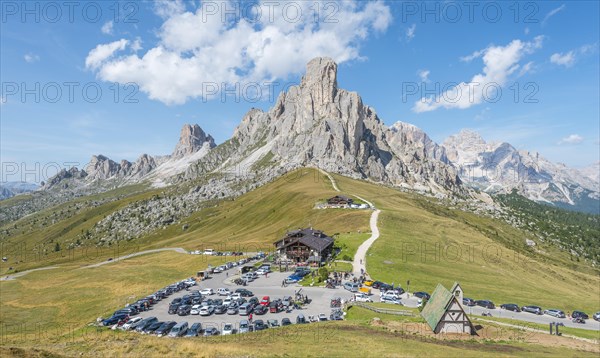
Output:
81,248,188,269
0,266,59,281
465,304,600,331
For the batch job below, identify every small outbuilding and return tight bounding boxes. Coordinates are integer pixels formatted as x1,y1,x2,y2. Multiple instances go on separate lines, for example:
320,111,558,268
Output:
420,282,475,335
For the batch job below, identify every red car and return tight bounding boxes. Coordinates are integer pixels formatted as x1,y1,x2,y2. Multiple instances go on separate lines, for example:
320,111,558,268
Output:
260,296,270,306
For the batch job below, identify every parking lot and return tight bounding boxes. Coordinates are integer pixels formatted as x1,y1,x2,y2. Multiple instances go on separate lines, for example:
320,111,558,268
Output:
135,270,356,333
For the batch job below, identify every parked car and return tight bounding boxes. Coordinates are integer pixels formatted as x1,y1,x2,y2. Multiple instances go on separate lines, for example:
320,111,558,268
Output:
135,317,157,332
260,296,271,306
235,288,254,297
344,282,360,292
254,305,268,315
282,296,293,308
330,309,344,321
239,303,253,316
121,317,143,330
203,327,219,336
413,292,431,301
143,321,164,334
102,314,129,326
381,296,402,305
215,304,228,315
285,275,302,283
191,304,202,315
281,318,292,326
222,323,234,335
522,305,543,315
239,320,250,333
168,303,181,314
475,300,495,309
217,288,231,296
593,312,600,322
267,319,280,327
177,305,192,316
227,305,239,315
296,314,307,324
462,297,476,306
500,303,521,312
318,313,328,321
572,311,589,320
200,288,214,296
363,280,374,287
155,321,177,336
199,306,214,316
248,297,259,306
381,291,400,300
354,293,372,302
168,322,188,337
253,320,268,331
185,323,202,337
544,309,566,318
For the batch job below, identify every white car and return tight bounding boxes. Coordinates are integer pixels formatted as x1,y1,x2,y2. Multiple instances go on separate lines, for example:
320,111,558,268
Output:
120,317,142,330
191,304,202,315
380,291,400,299
213,267,223,273
381,296,402,305
200,288,214,296
230,293,242,301
222,323,234,335
217,288,231,296
199,306,214,316
354,293,373,303
223,297,233,306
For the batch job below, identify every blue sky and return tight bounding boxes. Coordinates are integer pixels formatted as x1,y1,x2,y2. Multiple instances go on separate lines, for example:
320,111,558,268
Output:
1,0,599,183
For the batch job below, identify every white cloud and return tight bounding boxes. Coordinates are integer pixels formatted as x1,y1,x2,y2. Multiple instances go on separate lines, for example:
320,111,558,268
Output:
550,44,598,68
524,27,530,35
417,69,430,82
550,51,575,67
542,4,566,25
406,24,416,41
460,49,485,62
101,21,114,35
518,61,535,76
413,36,544,113
24,53,40,63
559,134,584,145
85,39,129,70
85,1,392,105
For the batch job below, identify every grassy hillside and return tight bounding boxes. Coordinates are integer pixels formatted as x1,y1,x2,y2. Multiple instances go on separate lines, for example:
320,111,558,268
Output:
0,170,369,274
332,174,600,314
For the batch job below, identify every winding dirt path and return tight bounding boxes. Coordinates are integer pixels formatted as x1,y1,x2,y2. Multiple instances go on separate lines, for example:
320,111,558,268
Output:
318,169,381,277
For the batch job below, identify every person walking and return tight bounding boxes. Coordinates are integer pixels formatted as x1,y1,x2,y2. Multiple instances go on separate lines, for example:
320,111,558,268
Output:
249,313,253,323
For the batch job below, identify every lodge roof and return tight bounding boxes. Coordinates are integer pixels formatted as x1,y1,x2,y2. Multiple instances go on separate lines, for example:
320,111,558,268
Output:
274,228,334,252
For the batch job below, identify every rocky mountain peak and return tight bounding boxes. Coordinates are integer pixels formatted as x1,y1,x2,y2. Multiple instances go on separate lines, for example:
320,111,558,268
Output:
301,57,338,106
172,124,216,158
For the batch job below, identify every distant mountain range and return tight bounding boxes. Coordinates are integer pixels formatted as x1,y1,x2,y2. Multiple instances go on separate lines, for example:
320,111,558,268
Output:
36,57,598,213
0,182,38,200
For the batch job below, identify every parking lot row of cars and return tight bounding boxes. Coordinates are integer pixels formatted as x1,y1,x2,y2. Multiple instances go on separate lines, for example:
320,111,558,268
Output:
100,253,266,328
112,311,334,337
461,298,599,322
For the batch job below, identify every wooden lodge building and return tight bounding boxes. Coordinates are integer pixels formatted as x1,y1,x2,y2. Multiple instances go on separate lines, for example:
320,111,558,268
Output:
327,195,354,206
274,228,334,263
420,282,475,335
